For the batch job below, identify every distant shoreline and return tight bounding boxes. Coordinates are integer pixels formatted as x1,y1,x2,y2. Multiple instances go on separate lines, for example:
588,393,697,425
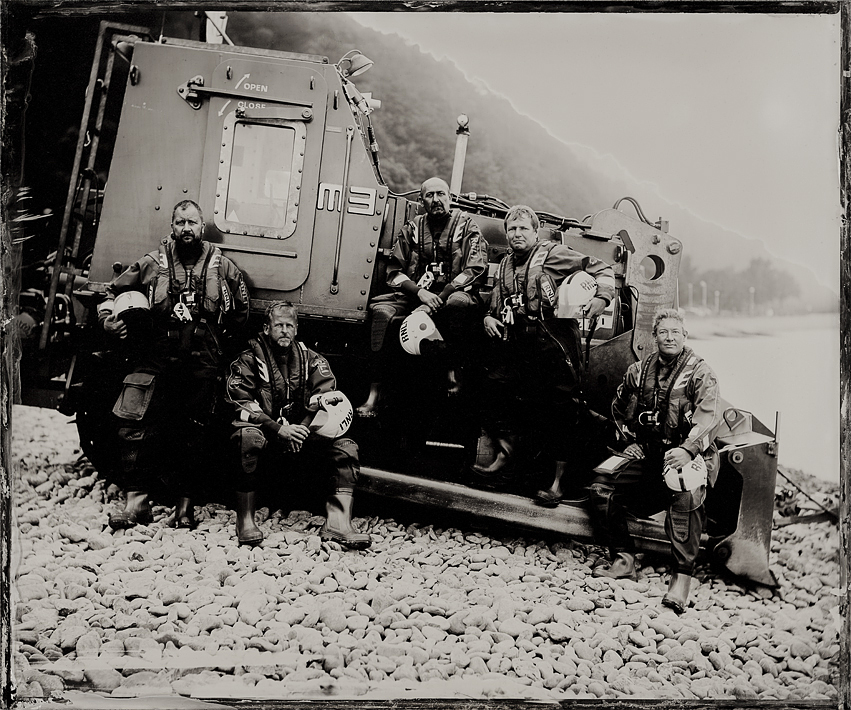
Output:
683,312,838,340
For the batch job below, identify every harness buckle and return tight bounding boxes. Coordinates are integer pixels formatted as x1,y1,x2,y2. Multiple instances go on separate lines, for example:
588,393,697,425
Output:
637,410,662,427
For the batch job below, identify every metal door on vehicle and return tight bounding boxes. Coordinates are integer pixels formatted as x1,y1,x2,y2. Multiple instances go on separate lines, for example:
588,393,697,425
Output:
199,57,327,293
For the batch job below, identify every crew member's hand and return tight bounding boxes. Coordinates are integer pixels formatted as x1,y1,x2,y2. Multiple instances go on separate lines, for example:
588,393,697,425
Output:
278,423,310,447
664,446,693,470
103,314,128,339
483,315,504,339
413,304,433,315
584,296,607,319
622,442,645,459
418,289,443,311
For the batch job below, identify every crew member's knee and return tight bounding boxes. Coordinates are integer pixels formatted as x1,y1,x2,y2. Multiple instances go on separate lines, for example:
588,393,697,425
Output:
445,291,476,310
234,427,267,474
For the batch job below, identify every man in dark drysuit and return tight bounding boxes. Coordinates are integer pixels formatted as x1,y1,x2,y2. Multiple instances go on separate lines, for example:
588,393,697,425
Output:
589,308,722,614
357,177,488,415
476,204,615,497
101,199,249,529
225,301,370,549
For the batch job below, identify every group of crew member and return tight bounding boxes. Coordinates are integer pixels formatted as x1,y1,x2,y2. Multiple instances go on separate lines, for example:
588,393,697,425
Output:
99,180,722,614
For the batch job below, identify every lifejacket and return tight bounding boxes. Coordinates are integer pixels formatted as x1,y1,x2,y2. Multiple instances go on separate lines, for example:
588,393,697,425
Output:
147,239,233,321
249,334,312,423
634,347,707,446
405,210,467,286
498,241,561,321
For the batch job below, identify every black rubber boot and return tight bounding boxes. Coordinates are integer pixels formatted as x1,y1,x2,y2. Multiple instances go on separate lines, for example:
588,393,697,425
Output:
592,552,638,580
173,496,195,530
662,571,692,614
108,490,152,529
235,490,263,546
321,489,371,549
470,436,515,475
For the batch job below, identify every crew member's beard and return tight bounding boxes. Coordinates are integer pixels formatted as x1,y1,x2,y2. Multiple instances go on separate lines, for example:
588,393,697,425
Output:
427,209,449,226
175,235,203,262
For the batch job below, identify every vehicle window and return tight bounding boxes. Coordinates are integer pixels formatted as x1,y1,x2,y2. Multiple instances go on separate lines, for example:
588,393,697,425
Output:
226,123,296,229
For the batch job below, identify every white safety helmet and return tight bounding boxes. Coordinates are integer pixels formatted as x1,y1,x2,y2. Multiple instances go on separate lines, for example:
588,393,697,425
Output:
113,291,150,320
663,454,708,492
399,310,444,355
556,271,597,319
309,391,354,439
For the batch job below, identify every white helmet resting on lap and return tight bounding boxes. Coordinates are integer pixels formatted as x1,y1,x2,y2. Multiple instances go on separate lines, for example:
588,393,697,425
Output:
399,310,443,355
309,391,354,438
664,454,708,492
113,291,151,320
556,271,597,319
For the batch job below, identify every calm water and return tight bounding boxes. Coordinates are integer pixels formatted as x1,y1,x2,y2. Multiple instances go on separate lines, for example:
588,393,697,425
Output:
688,314,840,483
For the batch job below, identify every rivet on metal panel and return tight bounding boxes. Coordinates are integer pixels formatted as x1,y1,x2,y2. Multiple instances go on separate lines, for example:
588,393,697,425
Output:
358,306,363,310
637,344,643,350
667,242,681,255
379,193,386,199
216,193,220,198
155,206,160,210
292,218,297,223
183,189,188,194
652,235,660,244
222,143,226,147
226,229,231,233
363,274,369,279
243,231,248,235
296,185,300,190
218,177,222,181
361,290,366,295
214,210,218,214
298,169,302,173
373,226,378,231
376,210,382,216
220,160,224,164
366,258,372,263
157,186,162,190
300,152,304,157
294,202,299,207
731,451,744,464
370,242,375,247
302,108,312,119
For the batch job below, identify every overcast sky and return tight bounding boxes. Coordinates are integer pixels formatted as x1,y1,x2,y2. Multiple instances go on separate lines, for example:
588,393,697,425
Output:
350,12,841,293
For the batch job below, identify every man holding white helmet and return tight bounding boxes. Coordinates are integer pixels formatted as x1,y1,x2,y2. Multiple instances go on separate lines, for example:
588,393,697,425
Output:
357,177,487,416
589,309,722,614
99,199,249,530
475,205,614,498
225,302,369,548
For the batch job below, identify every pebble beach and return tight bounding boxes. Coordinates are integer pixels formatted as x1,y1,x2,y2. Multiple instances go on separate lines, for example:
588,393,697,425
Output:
9,404,842,703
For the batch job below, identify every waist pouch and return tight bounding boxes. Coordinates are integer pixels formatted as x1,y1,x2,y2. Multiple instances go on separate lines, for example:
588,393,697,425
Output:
113,372,156,421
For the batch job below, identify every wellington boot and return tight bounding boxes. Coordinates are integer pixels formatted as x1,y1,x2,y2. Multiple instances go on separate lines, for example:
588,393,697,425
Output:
321,490,371,549
109,490,152,529
235,490,263,546
470,437,515,475
592,552,638,580
173,496,195,529
356,382,383,418
662,572,692,614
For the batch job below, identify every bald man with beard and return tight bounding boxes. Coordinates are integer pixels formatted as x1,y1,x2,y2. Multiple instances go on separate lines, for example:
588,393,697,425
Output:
357,177,488,417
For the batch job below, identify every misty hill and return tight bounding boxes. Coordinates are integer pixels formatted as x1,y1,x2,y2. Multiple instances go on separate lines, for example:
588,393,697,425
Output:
224,12,835,312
